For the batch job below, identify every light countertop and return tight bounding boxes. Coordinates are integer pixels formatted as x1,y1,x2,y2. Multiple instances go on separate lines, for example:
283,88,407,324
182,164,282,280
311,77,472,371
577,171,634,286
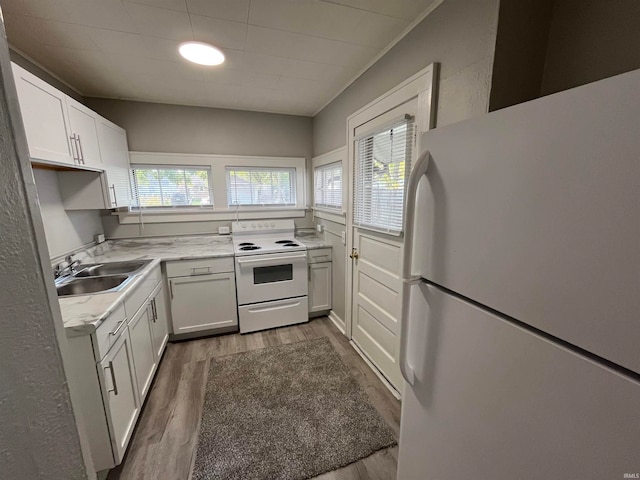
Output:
59,234,329,336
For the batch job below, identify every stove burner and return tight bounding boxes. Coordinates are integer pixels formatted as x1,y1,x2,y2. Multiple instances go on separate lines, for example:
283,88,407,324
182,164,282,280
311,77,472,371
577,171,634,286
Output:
240,245,261,251
275,240,294,244
283,243,300,247
238,242,256,246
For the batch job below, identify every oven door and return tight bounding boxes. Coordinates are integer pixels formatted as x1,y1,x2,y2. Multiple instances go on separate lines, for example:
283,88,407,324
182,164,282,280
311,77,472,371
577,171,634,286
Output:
235,251,308,305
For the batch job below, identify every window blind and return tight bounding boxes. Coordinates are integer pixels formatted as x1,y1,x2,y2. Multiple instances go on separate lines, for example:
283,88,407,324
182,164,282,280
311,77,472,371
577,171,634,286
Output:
353,119,414,235
130,164,213,208
314,161,342,211
227,167,296,206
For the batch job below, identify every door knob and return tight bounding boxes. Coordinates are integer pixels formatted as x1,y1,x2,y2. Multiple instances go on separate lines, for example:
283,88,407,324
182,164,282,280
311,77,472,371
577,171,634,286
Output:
349,248,359,260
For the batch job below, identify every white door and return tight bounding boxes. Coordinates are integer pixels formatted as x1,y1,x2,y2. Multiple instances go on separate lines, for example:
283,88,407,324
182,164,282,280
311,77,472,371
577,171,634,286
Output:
349,101,417,390
351,230,404,388
149,283,169,360
11,63,74,165
309,262,332,312
97,328,140,464
169,273,238,334
66,97,102,168
128,303,157,402
97,118,132,208
397,281,640,480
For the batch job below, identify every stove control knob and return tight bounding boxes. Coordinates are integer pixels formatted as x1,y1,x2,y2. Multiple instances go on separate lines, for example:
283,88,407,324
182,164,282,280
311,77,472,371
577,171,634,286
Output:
242,224,247,229
251,223,256,228
270,223,275,227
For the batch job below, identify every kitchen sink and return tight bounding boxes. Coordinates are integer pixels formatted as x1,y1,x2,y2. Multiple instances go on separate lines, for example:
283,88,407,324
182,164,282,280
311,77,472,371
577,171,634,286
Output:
56,275,133,297
74,260,151,277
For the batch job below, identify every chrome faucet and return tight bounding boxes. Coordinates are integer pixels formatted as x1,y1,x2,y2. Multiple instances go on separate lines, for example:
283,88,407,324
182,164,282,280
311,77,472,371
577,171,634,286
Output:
54,254,82,279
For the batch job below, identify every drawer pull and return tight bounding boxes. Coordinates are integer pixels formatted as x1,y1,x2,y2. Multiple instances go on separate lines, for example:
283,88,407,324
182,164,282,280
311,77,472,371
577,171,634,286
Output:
191,266,212,275
109,319,126,337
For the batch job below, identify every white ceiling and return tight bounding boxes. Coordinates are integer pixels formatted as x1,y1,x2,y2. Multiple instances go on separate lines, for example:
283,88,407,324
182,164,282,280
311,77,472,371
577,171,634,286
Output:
2,0,438,116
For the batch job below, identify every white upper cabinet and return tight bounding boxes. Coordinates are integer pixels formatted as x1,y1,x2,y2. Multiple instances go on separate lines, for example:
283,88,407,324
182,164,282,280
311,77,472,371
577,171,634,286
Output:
66,97,102,168
11,63,75,166
97,117,132,208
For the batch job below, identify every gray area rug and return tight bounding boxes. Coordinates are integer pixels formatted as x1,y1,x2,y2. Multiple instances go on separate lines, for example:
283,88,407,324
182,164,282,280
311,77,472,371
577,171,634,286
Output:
192,337,397,480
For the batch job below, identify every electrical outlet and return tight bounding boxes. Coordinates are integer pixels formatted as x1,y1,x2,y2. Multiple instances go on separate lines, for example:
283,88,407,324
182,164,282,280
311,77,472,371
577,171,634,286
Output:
341,231,346,244
316,224,323,233
218,226,230,235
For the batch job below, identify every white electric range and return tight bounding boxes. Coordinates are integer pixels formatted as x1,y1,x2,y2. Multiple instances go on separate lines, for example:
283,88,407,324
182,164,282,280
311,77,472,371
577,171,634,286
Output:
232,220,309,333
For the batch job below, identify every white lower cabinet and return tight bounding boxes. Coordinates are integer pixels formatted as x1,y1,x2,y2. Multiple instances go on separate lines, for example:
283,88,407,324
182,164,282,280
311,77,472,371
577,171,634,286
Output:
169,272,238,335
97,327,140,464
308,248,332,313
309,262,332,312
65,265,169,474
128,303,157,402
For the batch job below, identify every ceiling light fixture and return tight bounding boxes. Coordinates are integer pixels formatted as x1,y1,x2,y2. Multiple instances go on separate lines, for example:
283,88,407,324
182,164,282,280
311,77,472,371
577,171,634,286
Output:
178,41,225,66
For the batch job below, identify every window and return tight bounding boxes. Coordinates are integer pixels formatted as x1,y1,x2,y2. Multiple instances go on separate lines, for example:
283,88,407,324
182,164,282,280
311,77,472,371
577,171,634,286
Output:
227,167,296,206
131,165,213,208
353,119,414,235
314,161,342,211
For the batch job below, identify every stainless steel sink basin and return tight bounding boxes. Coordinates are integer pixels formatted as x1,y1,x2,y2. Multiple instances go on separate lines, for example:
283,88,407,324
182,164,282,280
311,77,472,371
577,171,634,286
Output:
57,275,132,297
74,260,151,277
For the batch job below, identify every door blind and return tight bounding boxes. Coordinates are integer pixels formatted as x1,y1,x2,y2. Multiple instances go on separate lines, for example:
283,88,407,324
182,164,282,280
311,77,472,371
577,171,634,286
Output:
353,118,414,235
314,161,342,211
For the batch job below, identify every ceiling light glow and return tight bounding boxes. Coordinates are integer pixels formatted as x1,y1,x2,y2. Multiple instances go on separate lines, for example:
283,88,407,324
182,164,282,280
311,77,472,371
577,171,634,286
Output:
178,41,225,66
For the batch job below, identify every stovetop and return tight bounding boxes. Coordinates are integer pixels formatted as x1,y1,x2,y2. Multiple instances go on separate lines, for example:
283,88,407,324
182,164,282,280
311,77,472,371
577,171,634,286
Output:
231,220,307,256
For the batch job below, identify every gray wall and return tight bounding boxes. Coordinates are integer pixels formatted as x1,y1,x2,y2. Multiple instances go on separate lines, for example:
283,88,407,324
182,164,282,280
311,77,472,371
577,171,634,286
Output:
0,20,90,479
85,99,315,238
33,168,104,259
312,0,500,155
541,0,640,95
489,0,555,111
312,0,501,325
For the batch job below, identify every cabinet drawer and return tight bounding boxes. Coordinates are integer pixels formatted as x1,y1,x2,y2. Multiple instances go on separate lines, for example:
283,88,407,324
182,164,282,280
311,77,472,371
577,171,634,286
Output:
165,257,234,277
94,302,127,360
308,248,332,264
124,266,162,320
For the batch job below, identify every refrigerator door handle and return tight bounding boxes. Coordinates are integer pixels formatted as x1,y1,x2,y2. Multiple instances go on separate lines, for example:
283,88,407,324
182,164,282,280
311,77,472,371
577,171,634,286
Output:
402,149,430,279
399,149,430,386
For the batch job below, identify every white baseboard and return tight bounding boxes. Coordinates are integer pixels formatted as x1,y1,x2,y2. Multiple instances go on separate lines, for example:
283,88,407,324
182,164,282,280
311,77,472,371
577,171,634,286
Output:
328,310,346,335
349,340,401,400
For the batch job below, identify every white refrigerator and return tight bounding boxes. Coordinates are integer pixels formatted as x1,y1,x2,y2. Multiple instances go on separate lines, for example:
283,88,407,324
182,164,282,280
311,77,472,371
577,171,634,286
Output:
397,68,640,479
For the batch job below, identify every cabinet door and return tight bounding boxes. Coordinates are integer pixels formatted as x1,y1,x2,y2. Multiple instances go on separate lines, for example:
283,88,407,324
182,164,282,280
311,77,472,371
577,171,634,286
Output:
97,118,132,208
66,97,102,168
97,328,140,465
169,273,238,335
128,303,157,403
11,63,74,165
309,262,332,312
149,283,169,360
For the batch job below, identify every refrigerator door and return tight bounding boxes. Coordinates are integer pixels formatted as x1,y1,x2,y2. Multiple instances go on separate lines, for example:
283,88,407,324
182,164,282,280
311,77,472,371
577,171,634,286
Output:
397,281,640,480
414,69,640,373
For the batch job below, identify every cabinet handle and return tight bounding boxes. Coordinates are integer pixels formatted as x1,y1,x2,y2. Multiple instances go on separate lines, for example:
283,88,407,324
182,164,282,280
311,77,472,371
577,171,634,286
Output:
308,265,311,281
110,184,118,207
109,319,126,337
69,134,79,163
191,266,211,275
150,299,157,322
169,280,174,299
76,134,85,164
105,361,118,396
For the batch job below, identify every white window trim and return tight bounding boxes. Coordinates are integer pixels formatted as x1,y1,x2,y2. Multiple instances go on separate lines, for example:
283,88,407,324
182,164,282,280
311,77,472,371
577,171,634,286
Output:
117,152,307,224
311,146,347,225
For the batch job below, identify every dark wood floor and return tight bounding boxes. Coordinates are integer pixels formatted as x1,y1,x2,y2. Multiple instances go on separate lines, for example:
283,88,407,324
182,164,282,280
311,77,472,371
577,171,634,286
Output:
107,317,400,480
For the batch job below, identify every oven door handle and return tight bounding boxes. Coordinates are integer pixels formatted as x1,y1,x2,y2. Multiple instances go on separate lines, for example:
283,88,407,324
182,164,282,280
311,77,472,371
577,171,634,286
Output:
236,252,307,266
